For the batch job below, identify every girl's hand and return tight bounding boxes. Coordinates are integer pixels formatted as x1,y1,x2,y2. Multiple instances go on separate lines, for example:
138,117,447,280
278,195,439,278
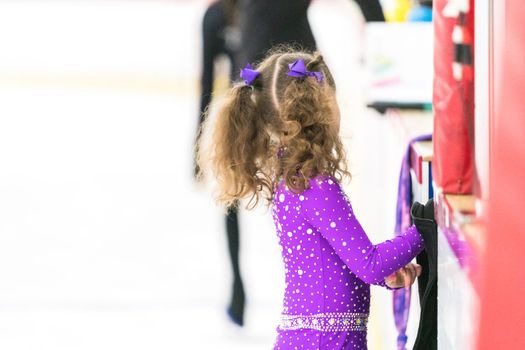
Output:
385,263,422,289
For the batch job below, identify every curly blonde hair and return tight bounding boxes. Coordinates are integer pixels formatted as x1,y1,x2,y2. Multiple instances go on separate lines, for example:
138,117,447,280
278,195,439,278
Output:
198,48,350,209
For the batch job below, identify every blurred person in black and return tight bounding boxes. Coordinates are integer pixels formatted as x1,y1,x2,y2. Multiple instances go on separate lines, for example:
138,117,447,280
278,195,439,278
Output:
237,0,385,65
195,0,245,327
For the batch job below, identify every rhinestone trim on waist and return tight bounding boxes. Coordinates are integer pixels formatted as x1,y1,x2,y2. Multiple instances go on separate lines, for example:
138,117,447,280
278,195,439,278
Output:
279,312,369,332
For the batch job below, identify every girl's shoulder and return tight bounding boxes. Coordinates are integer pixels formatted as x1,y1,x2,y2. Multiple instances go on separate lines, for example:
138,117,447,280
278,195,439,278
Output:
305,174,341,195
274,174,342,199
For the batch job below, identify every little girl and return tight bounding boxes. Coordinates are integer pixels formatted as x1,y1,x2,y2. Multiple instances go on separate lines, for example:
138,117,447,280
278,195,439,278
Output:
199,49,424,350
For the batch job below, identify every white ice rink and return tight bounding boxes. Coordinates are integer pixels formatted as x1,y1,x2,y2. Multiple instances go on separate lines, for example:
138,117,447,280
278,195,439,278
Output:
0,1,431,349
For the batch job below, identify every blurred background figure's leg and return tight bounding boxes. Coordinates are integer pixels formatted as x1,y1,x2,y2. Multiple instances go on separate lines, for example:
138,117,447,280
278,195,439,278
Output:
196,0,245,327
225,205,245,326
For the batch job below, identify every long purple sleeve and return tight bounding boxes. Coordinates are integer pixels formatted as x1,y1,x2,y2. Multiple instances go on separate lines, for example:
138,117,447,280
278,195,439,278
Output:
300,176,424,286
271,175,425,349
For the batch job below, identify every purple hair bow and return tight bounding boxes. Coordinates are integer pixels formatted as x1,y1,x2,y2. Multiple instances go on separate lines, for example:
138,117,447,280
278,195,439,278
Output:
287,59,324,83
240,63,260,87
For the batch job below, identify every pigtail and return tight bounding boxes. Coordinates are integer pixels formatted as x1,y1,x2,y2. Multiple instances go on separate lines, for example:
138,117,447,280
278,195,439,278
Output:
202,81,274,209
306,53,336,87
306,53,324,71
279,55,348,193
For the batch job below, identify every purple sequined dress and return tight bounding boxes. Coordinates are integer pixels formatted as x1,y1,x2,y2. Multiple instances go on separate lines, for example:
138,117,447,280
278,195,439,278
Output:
271,175,424,350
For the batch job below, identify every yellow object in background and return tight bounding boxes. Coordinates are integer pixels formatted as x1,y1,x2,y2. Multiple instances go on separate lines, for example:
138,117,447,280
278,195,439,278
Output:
384,0,414,22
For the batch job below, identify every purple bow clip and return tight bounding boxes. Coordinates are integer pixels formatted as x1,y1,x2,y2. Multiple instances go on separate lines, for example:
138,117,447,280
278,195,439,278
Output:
287,59,324,83
240,63,260,87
